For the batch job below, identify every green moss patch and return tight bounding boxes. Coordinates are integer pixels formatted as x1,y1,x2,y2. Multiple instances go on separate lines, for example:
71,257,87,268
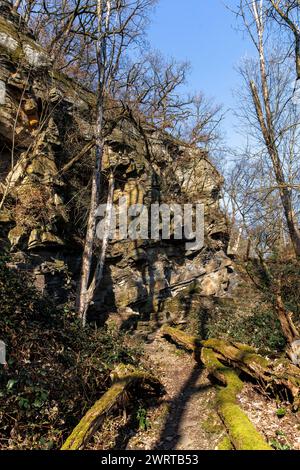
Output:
202,347,272,450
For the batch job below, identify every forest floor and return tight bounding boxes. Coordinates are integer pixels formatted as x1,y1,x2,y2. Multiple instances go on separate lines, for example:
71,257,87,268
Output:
90,328,300,451
126,333,223,450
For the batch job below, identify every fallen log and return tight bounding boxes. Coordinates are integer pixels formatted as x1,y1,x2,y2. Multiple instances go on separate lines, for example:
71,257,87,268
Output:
161,327,272,449
275,293,299,345
61,364,162,450
161,326,300,408
203,338,300,408
161,325,202,362
216,435,233,450
201,347,272,450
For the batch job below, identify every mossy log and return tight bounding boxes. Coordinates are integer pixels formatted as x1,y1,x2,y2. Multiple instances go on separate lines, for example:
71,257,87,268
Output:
161,325,202,361
201,348,272,450
61,364,162,450
203,338,300,408
162,326,271,449
161,326,300,408
216,435,233,450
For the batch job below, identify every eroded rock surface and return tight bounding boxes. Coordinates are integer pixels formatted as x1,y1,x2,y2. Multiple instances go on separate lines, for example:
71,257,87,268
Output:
0,1,236,328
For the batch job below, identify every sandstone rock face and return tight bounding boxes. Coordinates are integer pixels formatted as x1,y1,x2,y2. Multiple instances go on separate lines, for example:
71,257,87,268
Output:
0,1,235,329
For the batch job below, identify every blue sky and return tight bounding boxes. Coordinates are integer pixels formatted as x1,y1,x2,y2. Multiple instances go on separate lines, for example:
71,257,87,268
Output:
147,0,255,148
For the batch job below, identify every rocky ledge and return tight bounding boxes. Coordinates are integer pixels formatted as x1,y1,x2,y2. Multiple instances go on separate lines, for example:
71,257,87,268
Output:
0,0,236,329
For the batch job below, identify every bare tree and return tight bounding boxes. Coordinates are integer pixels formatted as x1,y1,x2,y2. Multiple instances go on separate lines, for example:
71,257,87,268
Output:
237,0,300,257
116,53,223,148
11,1,222,326
177,93,223,148
20,1,155,325
116,53,192,130
267,0,300,80
72,1,156,326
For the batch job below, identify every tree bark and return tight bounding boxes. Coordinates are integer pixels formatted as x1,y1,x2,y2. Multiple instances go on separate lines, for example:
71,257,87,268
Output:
12,0,22,11
80,171,115,326
201,347,272,450
77,0,107,326
275,292,300,345
269,0,300,80
161,325,202,362
250,81,300,257
77,106,103,326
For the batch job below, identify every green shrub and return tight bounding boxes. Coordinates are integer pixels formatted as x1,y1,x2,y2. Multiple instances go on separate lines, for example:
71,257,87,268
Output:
207,306,286,352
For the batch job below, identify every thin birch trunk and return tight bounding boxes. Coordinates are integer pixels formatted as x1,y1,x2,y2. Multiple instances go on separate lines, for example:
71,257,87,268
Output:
12,0,22,11
91,172,114,292
77,1,114,326
77,121,103,324
77,0,106,325
80,172,114,327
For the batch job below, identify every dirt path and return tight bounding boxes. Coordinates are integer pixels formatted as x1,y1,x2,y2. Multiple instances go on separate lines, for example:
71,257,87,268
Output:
90,328,300,451
126,331,225,450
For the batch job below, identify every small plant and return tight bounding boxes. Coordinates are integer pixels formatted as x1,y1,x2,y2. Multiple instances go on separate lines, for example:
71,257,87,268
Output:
174,349,185,357
276,407,286,418
202,415,223,434
270,430,292,450
207,305,286,352
0,253,141,449
269,438,291,451
136,406,150,431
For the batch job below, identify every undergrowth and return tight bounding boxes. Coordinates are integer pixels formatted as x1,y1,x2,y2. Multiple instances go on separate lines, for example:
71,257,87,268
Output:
0,254,140,449
206,258,300,352
207,305,286,352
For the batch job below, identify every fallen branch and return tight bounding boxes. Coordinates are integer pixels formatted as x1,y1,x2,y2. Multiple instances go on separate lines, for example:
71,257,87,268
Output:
201,347,272,450
161,325,202,362
203,337,300,408
61,364,162,450
161,326,300,408
59,141,95,175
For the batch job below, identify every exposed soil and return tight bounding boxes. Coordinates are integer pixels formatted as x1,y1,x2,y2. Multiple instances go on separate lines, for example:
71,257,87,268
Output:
238,383,300,450
125,332,225,450
90,330,225,450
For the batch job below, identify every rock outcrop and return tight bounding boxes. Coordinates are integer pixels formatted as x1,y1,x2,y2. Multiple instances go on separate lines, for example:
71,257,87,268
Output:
0,1,235,330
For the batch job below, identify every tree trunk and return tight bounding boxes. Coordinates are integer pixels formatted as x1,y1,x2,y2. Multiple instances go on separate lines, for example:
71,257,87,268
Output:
250,1,300,258
79,171,115,326
61,364,162,450
275,292,299,345
201,347,272,450
161,326,300,408
12,0,22,11
77,0,107,326
269,1,300,80
295,34,300,80
250,82,300,257
77,96,103,326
